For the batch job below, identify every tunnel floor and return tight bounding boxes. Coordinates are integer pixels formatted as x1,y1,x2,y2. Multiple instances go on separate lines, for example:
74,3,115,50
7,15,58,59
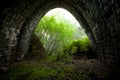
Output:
0,56,112,80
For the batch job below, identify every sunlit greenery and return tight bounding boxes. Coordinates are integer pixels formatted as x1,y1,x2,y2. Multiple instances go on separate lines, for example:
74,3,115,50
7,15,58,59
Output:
34,8,88,57
35,16,74,54
63,37,91,55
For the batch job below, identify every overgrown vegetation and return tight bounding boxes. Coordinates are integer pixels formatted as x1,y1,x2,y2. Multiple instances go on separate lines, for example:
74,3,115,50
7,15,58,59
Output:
63,37,95,59
35,15,75,55
23,8,94,63
34,8,89,60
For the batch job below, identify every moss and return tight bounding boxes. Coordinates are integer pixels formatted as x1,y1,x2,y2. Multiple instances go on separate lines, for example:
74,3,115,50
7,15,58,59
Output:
1,60,74,80
1,56,93,80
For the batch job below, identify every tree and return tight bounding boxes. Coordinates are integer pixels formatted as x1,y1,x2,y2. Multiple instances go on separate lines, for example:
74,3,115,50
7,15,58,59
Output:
35,15,76,54
34,8,87,55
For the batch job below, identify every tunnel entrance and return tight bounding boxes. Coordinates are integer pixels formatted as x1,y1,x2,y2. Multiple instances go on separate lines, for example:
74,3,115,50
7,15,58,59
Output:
26,8,94,60
5,8,109,80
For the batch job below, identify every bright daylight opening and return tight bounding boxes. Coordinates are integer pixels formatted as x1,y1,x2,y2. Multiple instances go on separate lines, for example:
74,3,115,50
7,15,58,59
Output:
44,8,87,39
32,8,90,58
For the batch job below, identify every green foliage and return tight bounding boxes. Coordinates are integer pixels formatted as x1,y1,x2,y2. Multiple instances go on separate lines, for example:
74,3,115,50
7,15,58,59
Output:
32,8,91,62
32,8,91,61
64,37,91,56
71,46,78,54
35,15,76,55
34,9,87,56
79,37,91,51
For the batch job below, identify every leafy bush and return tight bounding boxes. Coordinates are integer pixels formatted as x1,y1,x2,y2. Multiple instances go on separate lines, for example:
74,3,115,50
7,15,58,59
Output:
79,37,91,52
63,37,91,57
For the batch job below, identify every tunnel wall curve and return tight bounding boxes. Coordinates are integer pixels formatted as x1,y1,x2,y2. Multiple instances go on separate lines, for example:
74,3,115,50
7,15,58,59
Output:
15,0,97,62
0,0,120,73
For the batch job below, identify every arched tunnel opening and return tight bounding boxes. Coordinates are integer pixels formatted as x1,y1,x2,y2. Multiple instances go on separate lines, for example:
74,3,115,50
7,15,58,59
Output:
0,0,120,80
26,8,95,60
17,8,102,80
0,7,113,80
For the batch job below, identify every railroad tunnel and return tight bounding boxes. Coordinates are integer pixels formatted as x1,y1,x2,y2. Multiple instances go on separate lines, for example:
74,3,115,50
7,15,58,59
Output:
0,0,120,75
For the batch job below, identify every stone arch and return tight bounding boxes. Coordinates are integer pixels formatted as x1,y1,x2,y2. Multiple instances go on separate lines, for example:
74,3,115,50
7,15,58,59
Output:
0,0,120,74
16,1,96,62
